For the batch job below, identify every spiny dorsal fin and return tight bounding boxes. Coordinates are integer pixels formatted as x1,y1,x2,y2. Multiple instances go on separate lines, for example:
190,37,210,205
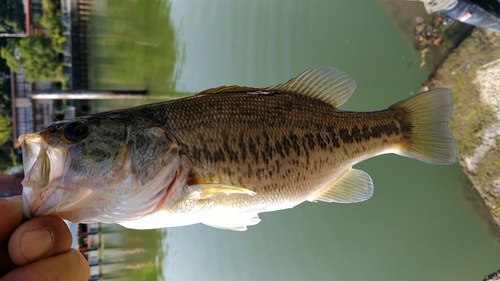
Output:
197,85,261,95
267,67,357,107
310,168,373,203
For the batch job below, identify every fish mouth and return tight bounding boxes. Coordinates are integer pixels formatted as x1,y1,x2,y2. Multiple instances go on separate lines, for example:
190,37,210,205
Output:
19,133,70,219
20,132,184,224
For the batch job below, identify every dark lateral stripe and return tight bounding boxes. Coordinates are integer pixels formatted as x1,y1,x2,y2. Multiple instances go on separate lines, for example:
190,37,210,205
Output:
223,139,239,162
336,121,406,144
188,119,410,165
248,136,259,162
316,132,327,149
261,132,273,164
280,135,292,156
274,140,285,158
326,126,341,148
238,132,247,161
304,133,316,150
290,134,301,156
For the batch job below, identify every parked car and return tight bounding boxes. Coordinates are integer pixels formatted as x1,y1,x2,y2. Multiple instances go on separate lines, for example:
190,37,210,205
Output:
416,0,500,32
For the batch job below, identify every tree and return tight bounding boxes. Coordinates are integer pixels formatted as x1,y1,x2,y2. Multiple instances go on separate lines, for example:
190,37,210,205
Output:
0,37,64,83
0,113,10,147
0,111,21,173
0,0,66,85
41,0,65,53
0,0,25,34
0,39,20,71
18,37,63,83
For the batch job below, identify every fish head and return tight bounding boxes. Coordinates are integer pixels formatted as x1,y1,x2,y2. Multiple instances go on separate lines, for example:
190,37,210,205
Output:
20,115,180,223
20,116,131,221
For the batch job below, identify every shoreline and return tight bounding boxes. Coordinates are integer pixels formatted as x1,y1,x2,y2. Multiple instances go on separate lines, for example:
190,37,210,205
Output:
379,0,500,238
425,28,500,233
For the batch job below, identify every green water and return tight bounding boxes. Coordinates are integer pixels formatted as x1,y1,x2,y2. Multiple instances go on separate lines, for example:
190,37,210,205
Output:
88,0,500,280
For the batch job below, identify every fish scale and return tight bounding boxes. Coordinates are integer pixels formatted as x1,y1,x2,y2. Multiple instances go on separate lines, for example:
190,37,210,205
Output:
19,67,456,230
172,101,407,194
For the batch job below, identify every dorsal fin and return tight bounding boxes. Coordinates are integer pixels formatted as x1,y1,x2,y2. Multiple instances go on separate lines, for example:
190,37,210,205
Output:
266,67,357,107
197,85,261,95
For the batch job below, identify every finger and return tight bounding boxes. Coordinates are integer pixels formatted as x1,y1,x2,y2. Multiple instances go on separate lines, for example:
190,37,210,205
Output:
0,197,23,242
1,249,90,281
8,216,72,266
0,197,23,275
0,244,17,277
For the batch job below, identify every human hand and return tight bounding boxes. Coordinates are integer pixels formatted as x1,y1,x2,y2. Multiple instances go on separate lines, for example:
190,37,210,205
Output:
0,196,89,281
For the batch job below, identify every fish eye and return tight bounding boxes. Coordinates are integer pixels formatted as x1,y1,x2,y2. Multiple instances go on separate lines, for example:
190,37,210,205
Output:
62,120,90,143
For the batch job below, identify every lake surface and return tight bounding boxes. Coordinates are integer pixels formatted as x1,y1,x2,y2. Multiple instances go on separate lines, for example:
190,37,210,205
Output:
88,0,500,280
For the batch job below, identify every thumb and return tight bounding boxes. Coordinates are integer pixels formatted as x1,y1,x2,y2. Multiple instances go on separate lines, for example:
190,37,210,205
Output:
8,216,72,265
0,197,23,242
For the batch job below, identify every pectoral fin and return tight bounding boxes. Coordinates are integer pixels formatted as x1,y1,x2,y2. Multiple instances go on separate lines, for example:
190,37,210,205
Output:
311,168,373,203
184,184,259,230
187,183,256,199
203,213,261,231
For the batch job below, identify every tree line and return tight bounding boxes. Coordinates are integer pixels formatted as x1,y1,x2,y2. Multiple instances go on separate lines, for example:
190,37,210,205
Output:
0,0,25,173
1,0,67,86
0,0,68,172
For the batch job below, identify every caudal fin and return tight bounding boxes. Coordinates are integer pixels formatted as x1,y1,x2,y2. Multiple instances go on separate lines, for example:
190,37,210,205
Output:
390,89,457,164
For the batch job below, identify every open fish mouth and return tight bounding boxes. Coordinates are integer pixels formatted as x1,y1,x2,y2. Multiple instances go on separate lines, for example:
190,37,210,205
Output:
19,132,178,223
20,134,44,180
19,133,70,219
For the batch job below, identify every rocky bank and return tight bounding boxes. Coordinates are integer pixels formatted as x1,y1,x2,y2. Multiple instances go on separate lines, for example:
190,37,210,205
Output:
425,29,500,230
379,0,500,235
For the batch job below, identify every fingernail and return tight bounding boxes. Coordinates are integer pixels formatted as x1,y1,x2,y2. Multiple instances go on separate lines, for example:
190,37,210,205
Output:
20,228,54,261
4,195,22,201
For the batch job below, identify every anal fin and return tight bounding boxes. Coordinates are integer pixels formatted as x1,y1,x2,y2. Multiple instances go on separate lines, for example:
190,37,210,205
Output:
203,213,261,231
311,168,373,203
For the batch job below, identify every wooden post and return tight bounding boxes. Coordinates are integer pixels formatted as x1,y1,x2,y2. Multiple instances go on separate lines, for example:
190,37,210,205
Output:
0,33,26,38
31,90,147,100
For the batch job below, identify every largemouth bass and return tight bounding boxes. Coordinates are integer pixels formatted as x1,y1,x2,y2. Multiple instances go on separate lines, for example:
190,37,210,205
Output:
20,67,456,231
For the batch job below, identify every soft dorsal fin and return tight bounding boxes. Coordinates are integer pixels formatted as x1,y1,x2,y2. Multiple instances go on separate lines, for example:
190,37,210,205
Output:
266,67,357,107
310,168,373,203
197,85,261,95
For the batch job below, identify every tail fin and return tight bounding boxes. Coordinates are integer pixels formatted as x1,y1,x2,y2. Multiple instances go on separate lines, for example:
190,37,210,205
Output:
390,89,457,164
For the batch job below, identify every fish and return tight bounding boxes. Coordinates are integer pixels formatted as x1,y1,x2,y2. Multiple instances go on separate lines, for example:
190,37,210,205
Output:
20,67,457,231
